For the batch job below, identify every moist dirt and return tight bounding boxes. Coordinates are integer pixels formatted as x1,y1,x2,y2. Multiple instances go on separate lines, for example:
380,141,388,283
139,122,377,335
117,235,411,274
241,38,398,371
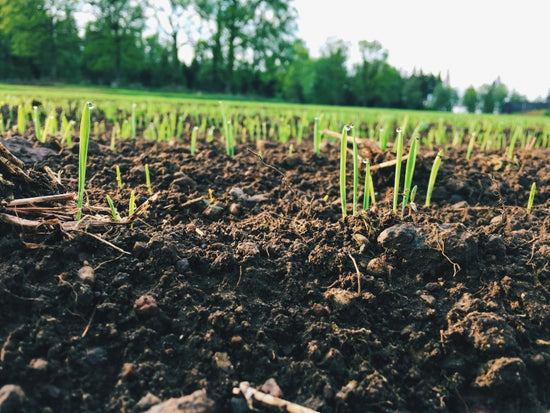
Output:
1,129,550,412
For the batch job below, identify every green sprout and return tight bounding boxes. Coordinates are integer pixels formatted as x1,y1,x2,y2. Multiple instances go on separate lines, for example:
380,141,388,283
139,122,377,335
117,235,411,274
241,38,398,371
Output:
527,182,536,213
32,106,44,143
129,190,136,216
362,159,374,210
466,132,476,161
131,103,137,139
76,102,93,221
425,150,442,208
340,124,352,218
219,101,234,156
115,165,122,188
393,128,404,213
313,116,321,156
17,105,26,135
352,130,359,215
145,164,152,195
190,126,198,155
401,137,419,218
106,195,120,220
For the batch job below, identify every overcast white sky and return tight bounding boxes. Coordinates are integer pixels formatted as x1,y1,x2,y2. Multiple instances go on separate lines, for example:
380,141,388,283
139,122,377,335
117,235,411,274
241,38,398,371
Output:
293,0,550,100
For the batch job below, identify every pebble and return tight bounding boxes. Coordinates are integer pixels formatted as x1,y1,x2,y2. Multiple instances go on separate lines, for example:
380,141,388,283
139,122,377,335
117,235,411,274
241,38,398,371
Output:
0,384,26,413
136,392,161,410
121,363,137,380
261,378,282,398
28,358,48,371
78,265,95,283
146,389,215,413
134,295,159,318
229,203,241,216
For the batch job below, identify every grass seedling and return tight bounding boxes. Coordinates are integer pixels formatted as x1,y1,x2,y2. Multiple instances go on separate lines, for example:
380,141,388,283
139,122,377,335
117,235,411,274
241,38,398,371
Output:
17,105,26,135
129,190,136,216
392,128,404,213
425,150,442,208
115,165,122,188
313,117,321,156
76,102,93,221
401,137,419,218
362,159,373,210
507,127,522,160
32,106,44,143
352,130,359,215
145,164,152,195
131,103,137,139
190,126,198,155
466,132,476,161
219,101,234,156
106,195,120,220
527,182,536,213
340,124,352,218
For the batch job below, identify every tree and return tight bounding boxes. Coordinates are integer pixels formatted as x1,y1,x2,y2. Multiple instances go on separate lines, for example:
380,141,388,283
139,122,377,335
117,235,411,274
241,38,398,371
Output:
351,40,402,107
429,81,458,111
84,0,145,86
462,86,478,113
146,0,193,86
309,38,350,105
195,0,297,94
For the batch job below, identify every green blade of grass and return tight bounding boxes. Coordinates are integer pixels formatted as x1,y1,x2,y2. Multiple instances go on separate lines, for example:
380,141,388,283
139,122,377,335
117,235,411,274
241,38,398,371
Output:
76,102,93,221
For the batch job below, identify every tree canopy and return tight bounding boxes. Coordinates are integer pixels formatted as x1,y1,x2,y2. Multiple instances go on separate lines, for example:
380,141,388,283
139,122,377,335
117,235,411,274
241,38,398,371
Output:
0,0,521,112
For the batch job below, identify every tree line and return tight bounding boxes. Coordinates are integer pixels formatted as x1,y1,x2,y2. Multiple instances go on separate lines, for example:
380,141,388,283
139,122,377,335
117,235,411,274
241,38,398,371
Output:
0,0,541,112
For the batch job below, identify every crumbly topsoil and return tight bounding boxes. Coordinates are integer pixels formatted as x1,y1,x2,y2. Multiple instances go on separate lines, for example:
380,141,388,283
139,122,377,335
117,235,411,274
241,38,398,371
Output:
1,131,549,413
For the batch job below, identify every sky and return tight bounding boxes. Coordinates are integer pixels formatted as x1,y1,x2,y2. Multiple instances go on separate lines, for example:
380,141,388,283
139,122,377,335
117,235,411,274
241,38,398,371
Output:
293,0,550,100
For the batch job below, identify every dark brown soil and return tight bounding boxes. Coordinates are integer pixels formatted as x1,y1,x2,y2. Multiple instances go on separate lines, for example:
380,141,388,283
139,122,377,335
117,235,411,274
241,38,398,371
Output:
1,131,550,413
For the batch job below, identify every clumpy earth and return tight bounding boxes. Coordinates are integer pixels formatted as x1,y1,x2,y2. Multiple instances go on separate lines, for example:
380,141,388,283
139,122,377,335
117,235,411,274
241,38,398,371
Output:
1,125,550,413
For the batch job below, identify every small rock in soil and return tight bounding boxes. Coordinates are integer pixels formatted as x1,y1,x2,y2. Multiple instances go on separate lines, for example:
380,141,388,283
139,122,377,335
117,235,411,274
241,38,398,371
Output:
261,378,282,397
473,357,526,391
28,358,48,371
146,389,215,413
136,392,161,410
134,295,159,318
229,203,241,216
0,384,26,413
85,347,108,365
78,265,95,283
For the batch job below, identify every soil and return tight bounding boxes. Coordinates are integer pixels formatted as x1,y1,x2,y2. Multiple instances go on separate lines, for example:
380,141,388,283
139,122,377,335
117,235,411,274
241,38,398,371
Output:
1,127,550,413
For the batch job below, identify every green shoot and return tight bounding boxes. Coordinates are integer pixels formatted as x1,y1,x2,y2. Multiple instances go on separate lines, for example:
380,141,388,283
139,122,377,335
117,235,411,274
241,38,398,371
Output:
76,102,93,221
131,103,137,139
106,195,120,220
219,101,234,156
340,124,352,218
401,137,419,218
466,132,476,160
33,106,44,143
145,164,152,195
425,150,442,208
129,190,136,216
393,128,404,213
362,159,372,210
410,185,417,204
17,105,26,135
115,165,122,188
190,126,198,155
527,182,536,213
314,117,321,156
352,130,359,215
